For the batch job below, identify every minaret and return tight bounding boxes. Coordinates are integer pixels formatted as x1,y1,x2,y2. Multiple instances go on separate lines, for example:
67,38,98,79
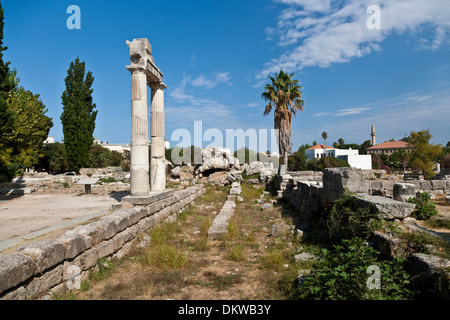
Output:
371,124,376,146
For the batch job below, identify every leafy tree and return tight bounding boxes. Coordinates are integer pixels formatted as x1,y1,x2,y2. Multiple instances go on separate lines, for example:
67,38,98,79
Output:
338,138,345,148
407,130,442,179
38,143,70,174
312,141,317,146
288,144,311,171
87,144,123,168
360,140,372,155
61,58,98,174
0,3,16,181
306,156,350,172
234,147,259,164
262,70,304,168
390,150,411,173
169,145,202,165
6,72,53,171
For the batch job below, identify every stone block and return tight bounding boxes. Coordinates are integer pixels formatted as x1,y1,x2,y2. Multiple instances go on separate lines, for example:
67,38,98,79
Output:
431,180,446,190
323,167,367,195
96,239,116,259
17,240,65,274
208,200,236,240
294,252,317,262
110,211,130,232
0,286,26,300
94,216,118,240
25,265,63,299
57,233,86,260
370,231,407,259
137,215,158,233
72,224,103,247
419,180,432,191
115,225,138,249
76,247,99,271
355,194,416,220
0,254,35,295
113,241,134,260
393,183,416,202
407,253,450,300
271,224,295,237
230,187,242,195
132,207,147,225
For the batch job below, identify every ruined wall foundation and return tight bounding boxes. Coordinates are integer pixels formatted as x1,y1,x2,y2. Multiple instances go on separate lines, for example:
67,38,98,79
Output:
0,185,205,300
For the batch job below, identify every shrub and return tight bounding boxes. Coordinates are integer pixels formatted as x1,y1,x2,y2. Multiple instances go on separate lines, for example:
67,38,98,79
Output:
407,192,438,220
297,237,415,300
326,193,381,239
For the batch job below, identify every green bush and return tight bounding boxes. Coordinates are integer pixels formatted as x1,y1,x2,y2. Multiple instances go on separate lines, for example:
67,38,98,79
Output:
326,193,381,239
297,237,415,300
407,192,438,220
306,157,350,172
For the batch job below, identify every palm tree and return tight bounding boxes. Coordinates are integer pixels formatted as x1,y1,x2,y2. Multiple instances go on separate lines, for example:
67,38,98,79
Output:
322,132,328,145
262,70,304,169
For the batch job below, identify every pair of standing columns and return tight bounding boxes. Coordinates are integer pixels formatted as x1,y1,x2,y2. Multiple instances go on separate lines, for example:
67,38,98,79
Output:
130,69,166,196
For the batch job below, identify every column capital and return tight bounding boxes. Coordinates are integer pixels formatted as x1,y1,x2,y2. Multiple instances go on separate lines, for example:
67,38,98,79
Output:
149,81,167,90
126,65,146,75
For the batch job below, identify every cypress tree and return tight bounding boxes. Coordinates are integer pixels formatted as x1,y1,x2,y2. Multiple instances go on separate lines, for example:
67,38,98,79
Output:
61,57,98,174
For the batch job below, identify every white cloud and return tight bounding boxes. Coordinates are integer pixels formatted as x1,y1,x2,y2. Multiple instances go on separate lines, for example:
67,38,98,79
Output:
167,75,241,131
277,0,331,13
258,0,450,79
191,72,232,89
312,107,371,117
335,107,372,116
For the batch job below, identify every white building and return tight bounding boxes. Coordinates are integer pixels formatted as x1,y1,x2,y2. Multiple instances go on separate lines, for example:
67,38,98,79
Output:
43,136,55,144
305,144,372,170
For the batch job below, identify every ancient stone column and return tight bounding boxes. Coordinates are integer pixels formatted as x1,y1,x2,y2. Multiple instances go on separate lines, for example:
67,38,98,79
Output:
129,69,150,197
150,82,167,192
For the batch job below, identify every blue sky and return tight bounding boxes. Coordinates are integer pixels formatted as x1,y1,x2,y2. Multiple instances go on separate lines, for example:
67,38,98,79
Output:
3,0,450,153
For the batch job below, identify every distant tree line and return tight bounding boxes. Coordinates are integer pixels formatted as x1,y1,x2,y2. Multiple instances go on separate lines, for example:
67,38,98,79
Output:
38,143,127,174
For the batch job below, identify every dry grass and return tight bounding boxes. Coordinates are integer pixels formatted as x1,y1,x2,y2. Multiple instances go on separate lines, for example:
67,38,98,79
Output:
58,183,308,300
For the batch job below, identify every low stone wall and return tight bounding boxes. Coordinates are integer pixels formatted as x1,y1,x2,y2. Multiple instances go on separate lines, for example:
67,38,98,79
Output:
368,179,449,198
282,168,417,220
0,185,205,300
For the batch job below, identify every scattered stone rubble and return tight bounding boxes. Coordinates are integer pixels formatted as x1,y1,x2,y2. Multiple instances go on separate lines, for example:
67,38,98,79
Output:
279,166,449,299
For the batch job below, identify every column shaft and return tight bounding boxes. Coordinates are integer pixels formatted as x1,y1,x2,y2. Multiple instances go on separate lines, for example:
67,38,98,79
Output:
130,71,150,196
150,84,166,192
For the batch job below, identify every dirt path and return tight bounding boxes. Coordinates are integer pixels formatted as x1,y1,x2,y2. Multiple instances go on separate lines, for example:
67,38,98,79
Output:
63,184,308,300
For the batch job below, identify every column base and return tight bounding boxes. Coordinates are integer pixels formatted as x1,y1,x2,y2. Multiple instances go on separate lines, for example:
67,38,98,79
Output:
122,189,174,206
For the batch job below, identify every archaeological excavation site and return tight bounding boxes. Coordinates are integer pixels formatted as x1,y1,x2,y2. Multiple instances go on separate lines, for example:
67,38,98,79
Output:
1,1,449,305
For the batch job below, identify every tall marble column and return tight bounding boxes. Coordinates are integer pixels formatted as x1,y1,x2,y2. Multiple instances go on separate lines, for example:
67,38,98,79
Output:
129,69,150,197
150,82,167,192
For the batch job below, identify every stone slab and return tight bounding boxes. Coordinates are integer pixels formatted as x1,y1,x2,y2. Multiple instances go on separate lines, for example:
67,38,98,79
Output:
76,179,99,185
355,194,416,220
122,189,174,205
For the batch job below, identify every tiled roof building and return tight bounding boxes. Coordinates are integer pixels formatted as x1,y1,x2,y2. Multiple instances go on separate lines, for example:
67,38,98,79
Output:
367,141,413,156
